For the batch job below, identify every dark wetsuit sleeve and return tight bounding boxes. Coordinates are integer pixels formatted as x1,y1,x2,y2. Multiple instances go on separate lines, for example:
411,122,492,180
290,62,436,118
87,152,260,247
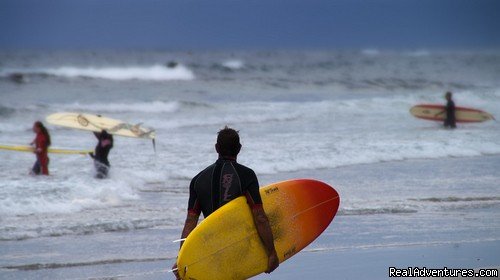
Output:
187,177,201,215
444,100,456,127
244,170,263,209
94,137,112,166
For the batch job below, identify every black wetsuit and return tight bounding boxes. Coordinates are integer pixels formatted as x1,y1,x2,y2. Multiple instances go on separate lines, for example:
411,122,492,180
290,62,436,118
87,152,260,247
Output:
444,100,456,128
91,132,113,178
188,158,263,218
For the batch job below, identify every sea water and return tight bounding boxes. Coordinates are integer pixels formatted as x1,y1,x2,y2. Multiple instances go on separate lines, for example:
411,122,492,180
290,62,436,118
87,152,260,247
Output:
0,50,499,278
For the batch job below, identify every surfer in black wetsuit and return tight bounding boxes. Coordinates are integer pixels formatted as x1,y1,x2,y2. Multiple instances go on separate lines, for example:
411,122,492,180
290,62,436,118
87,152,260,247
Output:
89,130,113,179
172,126,279,279
443,91,456,128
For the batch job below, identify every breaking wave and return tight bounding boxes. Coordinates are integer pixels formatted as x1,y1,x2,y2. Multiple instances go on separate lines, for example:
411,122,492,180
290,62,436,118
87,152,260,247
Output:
0,64,195,81
338,207,418,216
411,196,500,203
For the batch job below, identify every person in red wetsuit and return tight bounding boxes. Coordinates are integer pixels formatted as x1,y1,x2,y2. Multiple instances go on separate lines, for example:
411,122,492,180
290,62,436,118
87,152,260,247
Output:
30,121,51,175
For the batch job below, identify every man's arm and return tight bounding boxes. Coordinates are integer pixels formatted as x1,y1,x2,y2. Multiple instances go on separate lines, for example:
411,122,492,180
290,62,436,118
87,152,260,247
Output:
251,206,279,273
172,212,199,280
179,212,199,249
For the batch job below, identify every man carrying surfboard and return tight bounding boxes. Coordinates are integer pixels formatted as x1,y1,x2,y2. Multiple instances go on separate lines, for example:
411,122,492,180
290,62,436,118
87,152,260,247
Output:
434,91,456,128
89,130,113,179
30,121,51,175
443,91,456,128
172,126,279,279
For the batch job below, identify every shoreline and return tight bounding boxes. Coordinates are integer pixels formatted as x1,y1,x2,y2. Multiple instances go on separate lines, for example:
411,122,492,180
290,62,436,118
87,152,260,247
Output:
2,240,498,280
1,155,499,279
254,240,500,280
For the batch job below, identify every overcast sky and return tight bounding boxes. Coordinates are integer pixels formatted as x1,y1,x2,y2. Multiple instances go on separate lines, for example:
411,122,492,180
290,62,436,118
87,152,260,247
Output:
1,0,499,50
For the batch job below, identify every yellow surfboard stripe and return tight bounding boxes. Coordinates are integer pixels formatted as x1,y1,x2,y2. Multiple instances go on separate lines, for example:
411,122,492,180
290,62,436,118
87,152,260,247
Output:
0,144,92,155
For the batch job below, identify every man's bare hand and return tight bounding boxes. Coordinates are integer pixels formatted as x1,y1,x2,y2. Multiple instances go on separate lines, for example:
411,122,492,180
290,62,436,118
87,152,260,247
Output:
172,262,180,279
265,250,279,273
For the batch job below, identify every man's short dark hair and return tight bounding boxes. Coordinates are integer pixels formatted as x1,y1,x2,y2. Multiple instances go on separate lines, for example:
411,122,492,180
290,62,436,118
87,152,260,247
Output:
217,126,241,157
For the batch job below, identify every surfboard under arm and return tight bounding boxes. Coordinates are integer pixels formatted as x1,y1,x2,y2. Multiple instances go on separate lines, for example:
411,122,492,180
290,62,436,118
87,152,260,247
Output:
0,144,92,155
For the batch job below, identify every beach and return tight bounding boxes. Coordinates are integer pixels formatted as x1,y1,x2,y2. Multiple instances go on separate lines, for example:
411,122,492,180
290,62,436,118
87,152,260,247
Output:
1,50,500,279
1,155,499,279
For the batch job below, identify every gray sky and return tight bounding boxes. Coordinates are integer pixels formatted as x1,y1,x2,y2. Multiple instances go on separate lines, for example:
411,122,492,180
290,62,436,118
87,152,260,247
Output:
1,0,499,50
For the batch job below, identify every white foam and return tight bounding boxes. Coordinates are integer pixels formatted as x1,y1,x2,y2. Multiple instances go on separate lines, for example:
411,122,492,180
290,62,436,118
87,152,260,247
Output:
2,51,500,257
59,100,181,113
234,92,500,175
0,168,140,216
221,60,245,70
1,64,195,81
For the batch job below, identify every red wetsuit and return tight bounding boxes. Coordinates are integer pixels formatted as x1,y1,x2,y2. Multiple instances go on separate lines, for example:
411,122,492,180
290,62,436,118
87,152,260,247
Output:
34,132,49,175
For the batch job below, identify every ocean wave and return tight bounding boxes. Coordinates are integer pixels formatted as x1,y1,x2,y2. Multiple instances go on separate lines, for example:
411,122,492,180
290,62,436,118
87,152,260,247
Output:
3,92,500,171
304,238,500,253
0,174,141,217
0,64,195,81
403,196,500,213
2,51,499,92
1,100,212,115
410,196,500,203
59,100,182,114
158,114,300,130
2,257,171,271
437,202,500,212
338,207,418,216
221,59,245,70
207,59,246,73
0,217,180,241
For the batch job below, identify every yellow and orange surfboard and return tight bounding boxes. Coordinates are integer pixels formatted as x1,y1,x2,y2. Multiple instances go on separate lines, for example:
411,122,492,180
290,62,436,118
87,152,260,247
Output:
176,179,340,280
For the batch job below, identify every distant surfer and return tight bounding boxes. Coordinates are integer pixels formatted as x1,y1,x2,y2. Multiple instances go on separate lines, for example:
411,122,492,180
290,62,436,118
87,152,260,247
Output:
30,121,51,175
172,126,279,279
89,130,113,179
443,91,456,128
434,91,456,128
9,73,26,84
166,61,178,68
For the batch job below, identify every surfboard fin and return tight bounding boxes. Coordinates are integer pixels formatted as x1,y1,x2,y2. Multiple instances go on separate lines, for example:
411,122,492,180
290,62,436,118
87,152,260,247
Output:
172,238,186,243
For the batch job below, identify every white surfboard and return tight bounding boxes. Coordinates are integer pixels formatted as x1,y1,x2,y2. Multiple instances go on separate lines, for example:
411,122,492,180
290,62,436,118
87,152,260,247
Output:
46,112,155,139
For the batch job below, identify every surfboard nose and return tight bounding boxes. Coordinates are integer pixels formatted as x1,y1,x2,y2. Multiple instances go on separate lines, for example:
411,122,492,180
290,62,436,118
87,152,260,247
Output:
285,179,340,239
